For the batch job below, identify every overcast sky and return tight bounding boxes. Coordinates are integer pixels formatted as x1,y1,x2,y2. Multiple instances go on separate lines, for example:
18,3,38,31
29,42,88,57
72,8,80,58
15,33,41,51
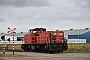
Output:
0,0,90,33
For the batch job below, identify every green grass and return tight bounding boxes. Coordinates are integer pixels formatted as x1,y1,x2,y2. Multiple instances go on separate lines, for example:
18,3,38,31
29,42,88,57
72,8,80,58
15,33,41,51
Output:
0,54,26,57
65,43,90,53
0,44,23,52
0,59,4,60
0,44,90,53
7,44,23,52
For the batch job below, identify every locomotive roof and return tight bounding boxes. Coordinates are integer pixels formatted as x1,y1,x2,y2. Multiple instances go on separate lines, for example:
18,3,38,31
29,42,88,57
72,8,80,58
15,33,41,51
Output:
29,28,46,31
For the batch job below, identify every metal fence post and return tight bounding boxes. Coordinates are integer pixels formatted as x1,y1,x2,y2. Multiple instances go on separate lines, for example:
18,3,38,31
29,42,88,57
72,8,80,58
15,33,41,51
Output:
3,43,6,54
12,34,14,54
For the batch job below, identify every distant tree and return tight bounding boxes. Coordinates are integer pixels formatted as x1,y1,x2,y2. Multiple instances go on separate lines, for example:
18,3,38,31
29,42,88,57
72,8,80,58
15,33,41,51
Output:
1,33,3,34
21,32,23,33
1,36,5,40
7,38,10,41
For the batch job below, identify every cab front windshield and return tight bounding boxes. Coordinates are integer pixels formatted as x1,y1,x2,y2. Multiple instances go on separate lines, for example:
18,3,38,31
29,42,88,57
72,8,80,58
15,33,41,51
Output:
28,28,46,33
28,30,40,33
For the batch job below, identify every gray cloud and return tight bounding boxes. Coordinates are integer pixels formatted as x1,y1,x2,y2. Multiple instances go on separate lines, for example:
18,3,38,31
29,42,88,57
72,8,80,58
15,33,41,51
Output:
0,0,49,7
0,0,90,33
0,17,6,22
74,0,90,9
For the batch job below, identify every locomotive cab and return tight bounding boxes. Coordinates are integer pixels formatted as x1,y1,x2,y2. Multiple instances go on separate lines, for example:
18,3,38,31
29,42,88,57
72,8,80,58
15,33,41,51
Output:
47,30,68,53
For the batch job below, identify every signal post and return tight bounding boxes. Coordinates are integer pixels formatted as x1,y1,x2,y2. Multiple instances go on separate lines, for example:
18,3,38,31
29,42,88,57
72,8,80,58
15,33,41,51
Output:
8,27,16,54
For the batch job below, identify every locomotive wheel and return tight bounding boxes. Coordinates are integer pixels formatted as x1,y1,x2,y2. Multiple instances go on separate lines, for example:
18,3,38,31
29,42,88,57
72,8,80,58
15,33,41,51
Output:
48,50,53,53
48,51,51,53
59,51,63,52
24,49,27,52
56,51,59,53
21,45,24,49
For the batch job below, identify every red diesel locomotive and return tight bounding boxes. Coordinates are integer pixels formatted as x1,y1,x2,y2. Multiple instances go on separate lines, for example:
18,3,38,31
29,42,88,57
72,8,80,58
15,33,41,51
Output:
21,28,68,53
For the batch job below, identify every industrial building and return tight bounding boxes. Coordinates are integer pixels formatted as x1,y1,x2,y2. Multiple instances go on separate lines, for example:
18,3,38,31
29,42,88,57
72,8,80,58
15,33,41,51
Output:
63,28,90,43
0,28,90,44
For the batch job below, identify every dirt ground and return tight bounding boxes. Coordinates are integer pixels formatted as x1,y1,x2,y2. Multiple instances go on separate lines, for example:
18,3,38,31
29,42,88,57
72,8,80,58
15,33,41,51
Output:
0,52,90,60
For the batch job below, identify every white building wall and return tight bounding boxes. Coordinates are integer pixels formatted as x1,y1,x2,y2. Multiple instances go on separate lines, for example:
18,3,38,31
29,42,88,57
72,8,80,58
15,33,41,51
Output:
0,36,1,40
5,36,17,41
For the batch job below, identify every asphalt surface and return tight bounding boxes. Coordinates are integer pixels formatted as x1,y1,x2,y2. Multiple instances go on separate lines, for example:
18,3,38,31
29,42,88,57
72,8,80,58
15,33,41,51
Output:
0,52,90,60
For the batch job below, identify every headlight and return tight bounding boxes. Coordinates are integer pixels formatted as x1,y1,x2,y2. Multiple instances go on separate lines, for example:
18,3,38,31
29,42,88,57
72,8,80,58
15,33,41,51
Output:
62,40,63,42
60,33,63,36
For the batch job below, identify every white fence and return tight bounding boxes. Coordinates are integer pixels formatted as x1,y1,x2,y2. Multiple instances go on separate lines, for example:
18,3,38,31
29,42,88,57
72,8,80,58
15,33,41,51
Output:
67,39,86,43
0,41,24,44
